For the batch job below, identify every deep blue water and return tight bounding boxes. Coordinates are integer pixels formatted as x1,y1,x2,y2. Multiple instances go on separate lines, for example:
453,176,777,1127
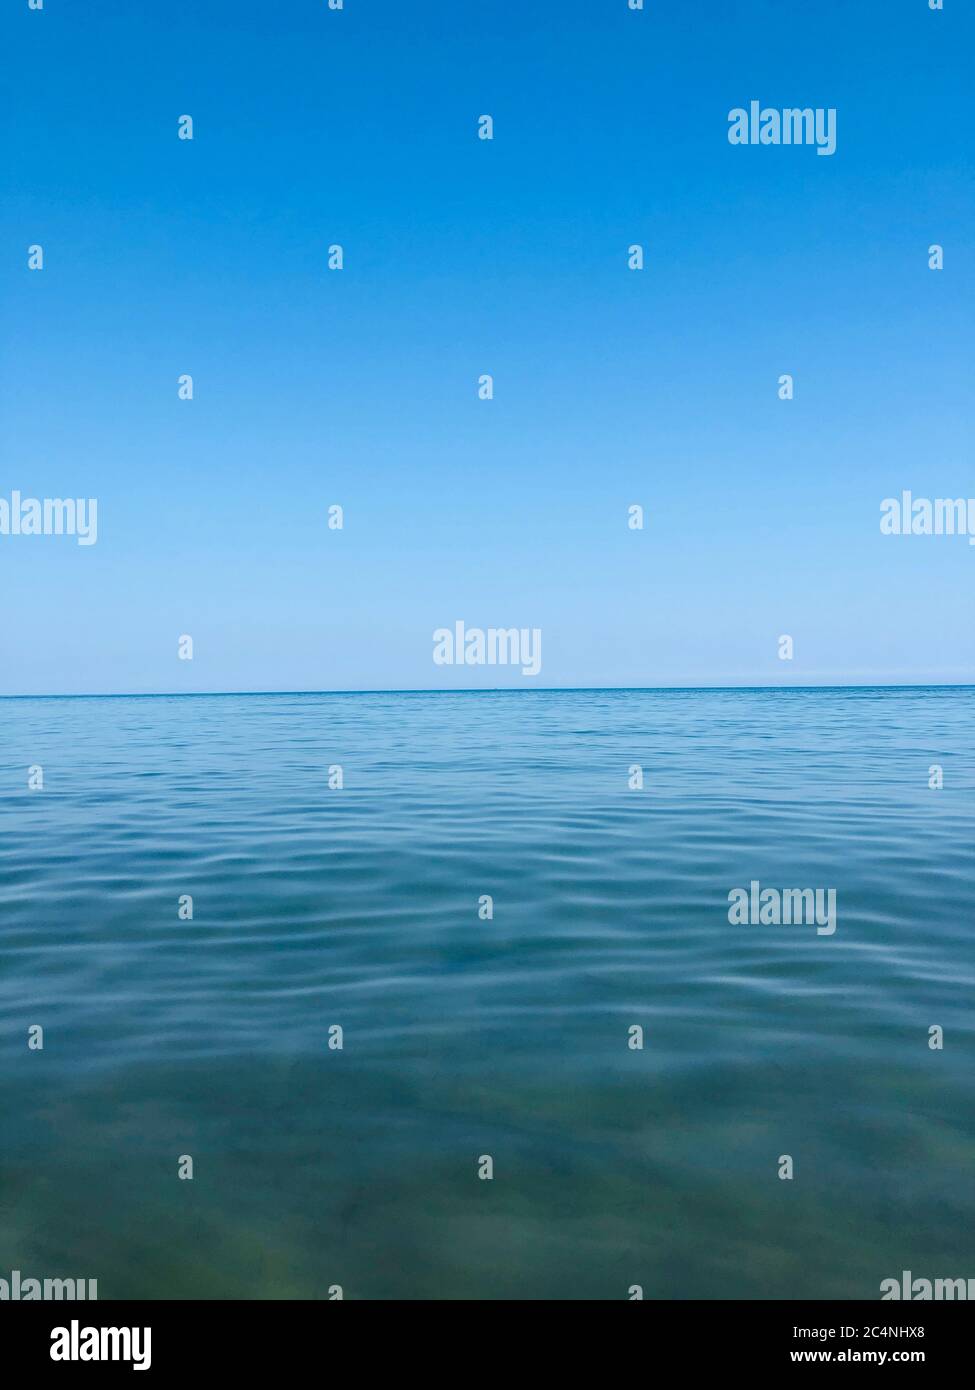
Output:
1,688,972,1299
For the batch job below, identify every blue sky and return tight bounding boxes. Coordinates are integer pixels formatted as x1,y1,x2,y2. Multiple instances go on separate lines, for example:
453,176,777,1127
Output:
1,0,972,694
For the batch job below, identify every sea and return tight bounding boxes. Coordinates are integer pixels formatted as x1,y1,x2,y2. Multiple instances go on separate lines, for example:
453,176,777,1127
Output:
1,687,972,1299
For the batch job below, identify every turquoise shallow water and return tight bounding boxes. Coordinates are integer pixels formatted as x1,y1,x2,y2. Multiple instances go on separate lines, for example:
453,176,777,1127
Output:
1,687,972,1299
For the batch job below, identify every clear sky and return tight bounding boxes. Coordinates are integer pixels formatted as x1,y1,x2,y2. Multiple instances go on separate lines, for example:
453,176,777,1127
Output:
1,0,972,695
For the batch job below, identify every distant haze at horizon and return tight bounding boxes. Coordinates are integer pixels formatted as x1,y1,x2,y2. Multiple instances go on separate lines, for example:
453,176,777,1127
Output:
3,680,975,701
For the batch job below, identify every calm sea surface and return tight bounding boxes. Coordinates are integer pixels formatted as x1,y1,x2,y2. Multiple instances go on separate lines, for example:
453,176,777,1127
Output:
1,688,972,1299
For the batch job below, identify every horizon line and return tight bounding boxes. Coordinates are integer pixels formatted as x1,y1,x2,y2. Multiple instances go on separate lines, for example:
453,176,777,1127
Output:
1,682,973,700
